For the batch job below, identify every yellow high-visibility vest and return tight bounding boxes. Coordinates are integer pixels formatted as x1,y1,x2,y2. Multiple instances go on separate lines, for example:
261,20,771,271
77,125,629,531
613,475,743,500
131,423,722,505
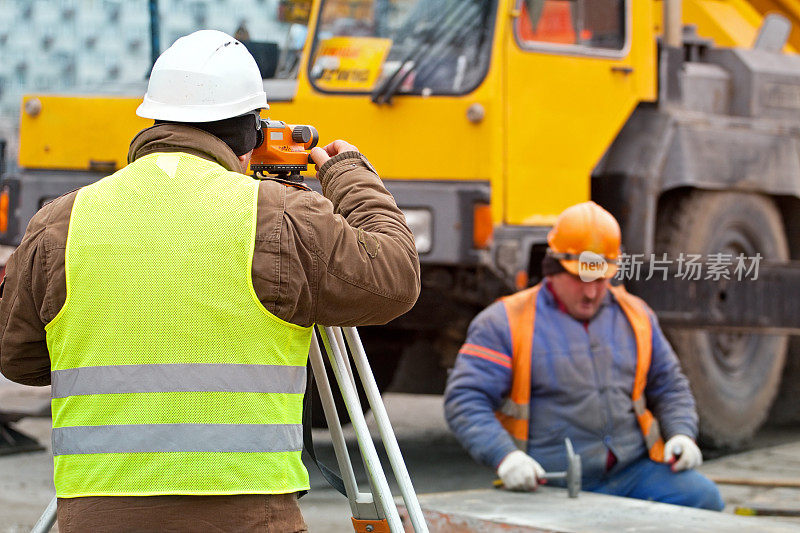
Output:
46,153,312,497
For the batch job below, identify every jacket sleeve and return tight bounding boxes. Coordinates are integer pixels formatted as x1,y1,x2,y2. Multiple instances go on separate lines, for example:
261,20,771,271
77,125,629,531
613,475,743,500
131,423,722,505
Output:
306,152,420,326
0,205,52,386
444,301,519,470
644,312,698,440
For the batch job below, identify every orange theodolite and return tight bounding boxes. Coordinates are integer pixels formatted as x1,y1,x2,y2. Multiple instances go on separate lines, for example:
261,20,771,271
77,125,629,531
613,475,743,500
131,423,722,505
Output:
250,119,319,182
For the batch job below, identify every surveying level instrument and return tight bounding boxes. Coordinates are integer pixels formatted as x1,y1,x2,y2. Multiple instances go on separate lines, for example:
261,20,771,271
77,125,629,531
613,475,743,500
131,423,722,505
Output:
250,119,319,182
30,325,428,533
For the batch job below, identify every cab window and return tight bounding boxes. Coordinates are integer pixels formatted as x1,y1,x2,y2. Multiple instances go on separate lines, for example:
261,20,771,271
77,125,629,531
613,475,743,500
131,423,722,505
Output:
310,0,497,96
515,0,626,52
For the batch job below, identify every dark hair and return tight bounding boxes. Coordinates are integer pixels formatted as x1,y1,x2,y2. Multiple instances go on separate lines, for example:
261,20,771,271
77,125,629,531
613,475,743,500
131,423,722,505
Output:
542,253,567,277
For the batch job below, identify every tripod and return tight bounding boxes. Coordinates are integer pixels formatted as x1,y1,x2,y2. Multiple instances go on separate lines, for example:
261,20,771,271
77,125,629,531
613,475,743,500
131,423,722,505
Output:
30,326,427,533
309,326,428,533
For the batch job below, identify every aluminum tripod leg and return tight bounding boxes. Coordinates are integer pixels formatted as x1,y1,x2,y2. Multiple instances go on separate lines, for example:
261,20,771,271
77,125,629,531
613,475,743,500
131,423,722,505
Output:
30,495,56,533
317,326,404,532
342,327,429,533
308,330,384,522
319,326,428,532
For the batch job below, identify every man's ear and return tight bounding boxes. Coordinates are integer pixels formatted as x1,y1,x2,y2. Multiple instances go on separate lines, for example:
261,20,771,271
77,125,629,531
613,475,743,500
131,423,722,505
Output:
238,150,253,173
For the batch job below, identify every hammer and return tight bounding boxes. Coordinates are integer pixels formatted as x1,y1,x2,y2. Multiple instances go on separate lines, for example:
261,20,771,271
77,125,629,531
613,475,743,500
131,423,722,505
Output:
541,438,582,498
493,438,582,498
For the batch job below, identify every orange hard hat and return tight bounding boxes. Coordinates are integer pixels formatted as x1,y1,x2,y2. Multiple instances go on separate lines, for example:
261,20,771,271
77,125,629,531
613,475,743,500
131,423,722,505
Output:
547,201,621,279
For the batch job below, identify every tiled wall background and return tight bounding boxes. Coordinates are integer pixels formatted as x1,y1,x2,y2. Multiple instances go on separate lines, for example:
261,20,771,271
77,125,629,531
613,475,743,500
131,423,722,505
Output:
0,0,302,163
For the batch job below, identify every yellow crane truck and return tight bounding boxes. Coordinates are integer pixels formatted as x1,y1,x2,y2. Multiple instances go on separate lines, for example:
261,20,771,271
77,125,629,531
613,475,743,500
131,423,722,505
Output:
4,0,800,446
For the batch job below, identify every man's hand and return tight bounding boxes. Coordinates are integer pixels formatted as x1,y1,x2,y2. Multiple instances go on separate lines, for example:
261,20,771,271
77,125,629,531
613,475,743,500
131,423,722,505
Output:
496,450,546,491
310,140,359,173
664,434,702,472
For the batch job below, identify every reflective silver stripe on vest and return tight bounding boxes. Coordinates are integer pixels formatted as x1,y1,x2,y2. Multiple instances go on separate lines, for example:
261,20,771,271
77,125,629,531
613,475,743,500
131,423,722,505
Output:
51,364,306,398
512,436,527,451
499,398,529,420
632,396,646,416
633,397,663,448
644,419,663,449
52,423,303,455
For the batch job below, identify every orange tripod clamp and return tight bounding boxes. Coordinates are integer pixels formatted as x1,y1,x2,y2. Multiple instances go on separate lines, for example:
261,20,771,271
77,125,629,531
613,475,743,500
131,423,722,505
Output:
352,517,391,533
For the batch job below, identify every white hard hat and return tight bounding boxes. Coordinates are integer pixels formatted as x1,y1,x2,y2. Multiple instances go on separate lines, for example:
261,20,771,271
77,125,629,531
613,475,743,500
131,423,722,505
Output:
137,30,268,123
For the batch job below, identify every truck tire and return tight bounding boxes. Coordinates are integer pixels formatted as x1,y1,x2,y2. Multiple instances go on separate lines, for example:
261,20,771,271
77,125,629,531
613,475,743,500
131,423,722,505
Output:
655,191,789,447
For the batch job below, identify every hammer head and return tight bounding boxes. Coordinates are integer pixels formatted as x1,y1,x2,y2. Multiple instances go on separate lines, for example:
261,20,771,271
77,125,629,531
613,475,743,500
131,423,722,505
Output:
564,438,582,498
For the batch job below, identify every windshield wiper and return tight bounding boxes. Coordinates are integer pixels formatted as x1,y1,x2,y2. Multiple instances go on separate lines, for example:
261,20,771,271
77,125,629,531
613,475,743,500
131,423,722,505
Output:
371,1,482,105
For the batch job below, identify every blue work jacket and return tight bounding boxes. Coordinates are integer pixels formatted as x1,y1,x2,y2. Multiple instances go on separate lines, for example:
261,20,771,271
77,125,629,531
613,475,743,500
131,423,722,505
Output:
444,282,698,483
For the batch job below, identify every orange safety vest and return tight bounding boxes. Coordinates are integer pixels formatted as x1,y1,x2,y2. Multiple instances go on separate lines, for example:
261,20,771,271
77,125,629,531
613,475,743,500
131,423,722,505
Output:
494,283,666,462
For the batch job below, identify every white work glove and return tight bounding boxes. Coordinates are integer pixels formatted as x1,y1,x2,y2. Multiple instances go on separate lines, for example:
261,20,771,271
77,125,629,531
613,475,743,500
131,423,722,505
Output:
497,450,546,491
664,434,703,472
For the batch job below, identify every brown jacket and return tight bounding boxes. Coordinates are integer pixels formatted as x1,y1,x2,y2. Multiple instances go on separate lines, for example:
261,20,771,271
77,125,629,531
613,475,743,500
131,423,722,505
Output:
0,124,420,385
0,124,420,532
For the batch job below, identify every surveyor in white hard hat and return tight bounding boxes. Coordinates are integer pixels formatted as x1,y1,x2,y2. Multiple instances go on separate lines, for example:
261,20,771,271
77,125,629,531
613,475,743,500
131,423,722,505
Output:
0,30,420,532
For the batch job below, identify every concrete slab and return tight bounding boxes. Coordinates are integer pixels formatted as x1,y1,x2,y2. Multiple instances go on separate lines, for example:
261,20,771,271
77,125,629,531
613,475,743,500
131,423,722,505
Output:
401,488,800,532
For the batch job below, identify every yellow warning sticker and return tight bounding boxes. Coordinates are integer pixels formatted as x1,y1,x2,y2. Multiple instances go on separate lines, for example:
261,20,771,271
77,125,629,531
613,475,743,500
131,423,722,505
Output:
312,36,392,91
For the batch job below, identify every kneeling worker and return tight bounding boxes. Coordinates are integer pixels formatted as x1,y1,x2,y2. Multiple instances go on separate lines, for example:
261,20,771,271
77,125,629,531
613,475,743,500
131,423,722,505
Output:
444,201,723,510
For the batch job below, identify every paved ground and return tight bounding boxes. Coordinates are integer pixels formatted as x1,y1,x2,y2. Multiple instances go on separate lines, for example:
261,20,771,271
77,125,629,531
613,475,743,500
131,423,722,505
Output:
3,376,800,532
